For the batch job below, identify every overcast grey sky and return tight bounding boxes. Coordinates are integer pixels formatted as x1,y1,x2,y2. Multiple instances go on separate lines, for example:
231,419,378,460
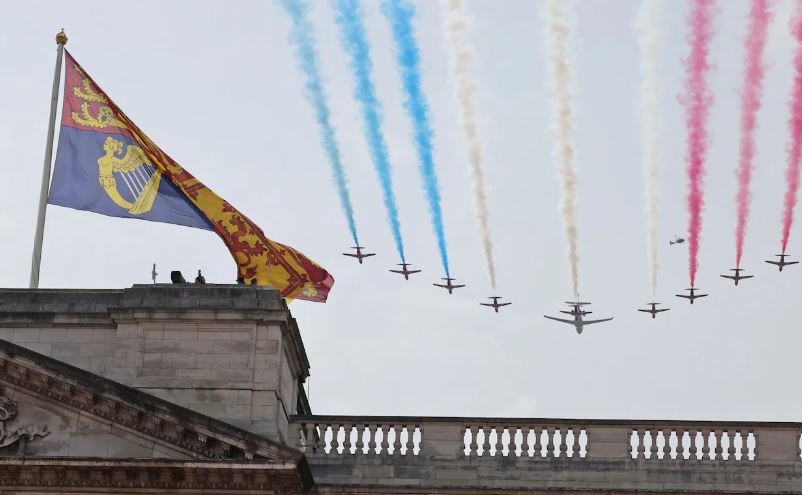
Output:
1,0,800,421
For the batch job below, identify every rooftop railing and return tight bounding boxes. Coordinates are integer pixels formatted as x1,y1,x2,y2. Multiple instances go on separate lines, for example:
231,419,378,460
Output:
290,416,802,462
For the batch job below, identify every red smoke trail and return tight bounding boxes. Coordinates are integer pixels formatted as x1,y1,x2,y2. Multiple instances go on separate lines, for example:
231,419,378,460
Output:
781,3,802,255
735,0,770,267
683,0,715,287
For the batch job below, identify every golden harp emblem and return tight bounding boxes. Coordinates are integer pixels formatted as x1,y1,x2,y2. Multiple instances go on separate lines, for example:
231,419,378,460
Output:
98,137,161,214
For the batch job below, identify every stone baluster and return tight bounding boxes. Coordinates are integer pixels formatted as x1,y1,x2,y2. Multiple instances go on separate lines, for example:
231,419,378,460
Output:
636,429,645,460
380,425,390,455
522,426,532,457
726,430,735,460
567,428,576,458
354,424,365,454
344,424,354,455
392,424,402,455
533,428,543,459
492,427,502,456
468,425,479,456
329,424,339,455
406,425,416,455
688,430,698,460
512,426,522,457
702,430,710,461
368,424,378,455
737,430,747,461
714,429,723,460
649,429,660,459
557,429,567,458
662,429,672,460
481,425,491,456
752,430,759,460
546,427,556,458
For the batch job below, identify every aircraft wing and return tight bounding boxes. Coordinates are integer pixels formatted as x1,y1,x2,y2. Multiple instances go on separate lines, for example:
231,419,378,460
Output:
433,284,447,288
582,317,614,325
720,275,736,280
765,260,780,266
389,269,404,274
363,253,375,258
676,294,691,299
409,270,422,274
343,253,358,257
453,284,466,288
637,309,651,313
656,308,669,313
497,302,511,307
543,315,575,324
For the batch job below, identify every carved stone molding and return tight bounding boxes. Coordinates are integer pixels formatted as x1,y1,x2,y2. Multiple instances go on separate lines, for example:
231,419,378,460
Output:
0,394,48,449
0,459,307,493
0,357,284,461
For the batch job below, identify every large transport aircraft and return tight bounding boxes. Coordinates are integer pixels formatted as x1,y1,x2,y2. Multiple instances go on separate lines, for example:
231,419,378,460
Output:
544,301,613,334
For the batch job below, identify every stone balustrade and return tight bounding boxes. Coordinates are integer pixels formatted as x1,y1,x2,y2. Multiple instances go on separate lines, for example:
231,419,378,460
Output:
290,416,800,462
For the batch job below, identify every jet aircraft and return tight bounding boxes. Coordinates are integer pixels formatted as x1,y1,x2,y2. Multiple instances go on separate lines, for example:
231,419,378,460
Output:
638,302,669,319
544,301,613,334
676,287,707,304
720,268,753,286
765,254,798,272
389,263,421,280
670,235,686,246
433,277,465,294
342,246,375,264
480,296,511,313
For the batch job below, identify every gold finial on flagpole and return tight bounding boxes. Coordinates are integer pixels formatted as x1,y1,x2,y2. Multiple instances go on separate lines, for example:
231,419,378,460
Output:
56,29,67,45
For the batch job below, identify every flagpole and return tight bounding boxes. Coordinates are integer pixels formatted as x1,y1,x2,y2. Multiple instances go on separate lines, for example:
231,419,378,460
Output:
29,30,67,289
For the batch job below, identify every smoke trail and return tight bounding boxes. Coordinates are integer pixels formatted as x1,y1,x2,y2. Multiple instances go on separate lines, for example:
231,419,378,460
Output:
333,0,406,261
545,0,579,299
637,0,661,298
735,0,770,267
281,0,361,247
682,0,715,287
383,0,450,277
781,4,802,254
441,0,496,289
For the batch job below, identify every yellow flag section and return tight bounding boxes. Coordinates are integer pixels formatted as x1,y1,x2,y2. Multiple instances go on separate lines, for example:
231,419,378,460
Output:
67,52,333,302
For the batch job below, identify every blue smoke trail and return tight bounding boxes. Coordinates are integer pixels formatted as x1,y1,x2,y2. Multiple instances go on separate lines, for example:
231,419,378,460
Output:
382,0,450,278
333,0,406,262
280,0,360,247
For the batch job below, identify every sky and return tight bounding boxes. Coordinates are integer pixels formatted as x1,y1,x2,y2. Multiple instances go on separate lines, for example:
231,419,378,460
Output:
1,0,801,422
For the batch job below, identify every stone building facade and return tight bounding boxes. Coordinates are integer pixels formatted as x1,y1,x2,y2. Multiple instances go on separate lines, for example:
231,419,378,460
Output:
0,285,800,494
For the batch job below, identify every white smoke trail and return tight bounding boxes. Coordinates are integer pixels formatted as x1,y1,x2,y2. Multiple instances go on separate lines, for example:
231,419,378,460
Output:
545,0,579,299
637,0,661,298
441,0,497,290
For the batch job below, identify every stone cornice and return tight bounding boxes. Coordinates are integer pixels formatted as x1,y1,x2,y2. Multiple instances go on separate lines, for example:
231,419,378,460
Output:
0,458,310,493
0,339,306,464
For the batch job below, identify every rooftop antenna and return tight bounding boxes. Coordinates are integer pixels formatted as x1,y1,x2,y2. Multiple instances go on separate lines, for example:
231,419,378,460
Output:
151,263,157,284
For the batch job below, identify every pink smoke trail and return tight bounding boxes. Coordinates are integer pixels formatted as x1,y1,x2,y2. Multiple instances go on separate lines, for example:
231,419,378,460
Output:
683,0,716,287
735,0,770,268
781,3,802,255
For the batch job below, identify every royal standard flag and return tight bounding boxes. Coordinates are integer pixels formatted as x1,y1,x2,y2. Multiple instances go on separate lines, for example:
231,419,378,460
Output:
49,51,334,302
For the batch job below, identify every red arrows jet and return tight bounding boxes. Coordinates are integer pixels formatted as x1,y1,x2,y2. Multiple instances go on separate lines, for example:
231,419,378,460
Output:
765,254,798,272
342,246,375,264
480,296,511,313
389,263,421,280
720,268,753,286
676,287,707,304
638,302,670,319
433,277,465,294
